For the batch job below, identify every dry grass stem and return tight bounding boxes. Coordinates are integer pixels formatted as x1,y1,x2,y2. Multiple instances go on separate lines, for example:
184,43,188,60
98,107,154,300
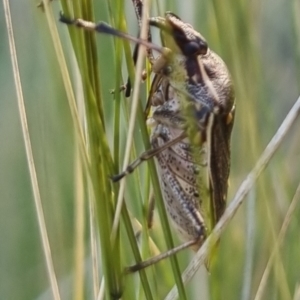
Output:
254,182,300,300
3,0,61,299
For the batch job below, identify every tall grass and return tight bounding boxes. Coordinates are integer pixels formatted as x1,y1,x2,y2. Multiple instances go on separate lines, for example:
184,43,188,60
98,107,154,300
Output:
1,0,300,299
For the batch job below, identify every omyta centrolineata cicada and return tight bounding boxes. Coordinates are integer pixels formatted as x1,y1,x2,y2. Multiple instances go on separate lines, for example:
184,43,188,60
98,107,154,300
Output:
60,0,235,271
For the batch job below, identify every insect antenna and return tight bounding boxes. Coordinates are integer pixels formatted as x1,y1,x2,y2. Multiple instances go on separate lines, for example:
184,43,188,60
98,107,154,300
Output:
59,13,163,55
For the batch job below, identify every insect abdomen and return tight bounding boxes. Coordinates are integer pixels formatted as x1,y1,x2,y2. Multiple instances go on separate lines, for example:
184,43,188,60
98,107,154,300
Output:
151,114,207,248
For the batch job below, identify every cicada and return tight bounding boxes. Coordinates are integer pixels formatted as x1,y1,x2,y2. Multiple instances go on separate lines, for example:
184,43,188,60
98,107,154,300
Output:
60,7,235,256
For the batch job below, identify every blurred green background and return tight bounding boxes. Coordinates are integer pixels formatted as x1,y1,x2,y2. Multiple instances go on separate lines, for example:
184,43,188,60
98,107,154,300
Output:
1,0,299,299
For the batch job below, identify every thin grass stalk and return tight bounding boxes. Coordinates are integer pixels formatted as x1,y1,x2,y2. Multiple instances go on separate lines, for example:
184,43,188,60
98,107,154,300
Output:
74,149,85,300
71,39,87,300
97,279,105,300
89,185,100,299
274,257,291,300
4,1,61,299
122,206,154,300
112,14,123,171
110,28,124,297
83,0,104,124
241,189,256,300
254,182,300,300
293,284,300,300
262,180,291,299
109,3,125,295
139,171,157,295
291,0,300,89
166,96,300,299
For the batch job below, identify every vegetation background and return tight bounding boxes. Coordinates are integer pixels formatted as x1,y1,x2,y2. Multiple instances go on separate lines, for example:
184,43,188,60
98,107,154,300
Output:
1,0,299,299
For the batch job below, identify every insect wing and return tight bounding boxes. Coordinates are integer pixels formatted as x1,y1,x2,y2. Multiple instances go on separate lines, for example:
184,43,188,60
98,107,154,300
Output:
207,108,235,228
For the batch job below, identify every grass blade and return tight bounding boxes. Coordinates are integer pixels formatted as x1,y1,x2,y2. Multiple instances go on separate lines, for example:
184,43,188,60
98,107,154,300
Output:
3,1,61,299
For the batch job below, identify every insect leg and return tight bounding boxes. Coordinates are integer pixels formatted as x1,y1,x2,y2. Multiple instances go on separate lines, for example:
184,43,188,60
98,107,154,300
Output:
133,191,155,243
111,132,186,182
125,237,200,273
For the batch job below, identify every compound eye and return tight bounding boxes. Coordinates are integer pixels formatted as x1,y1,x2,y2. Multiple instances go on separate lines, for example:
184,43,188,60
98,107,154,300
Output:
198,39,208,54
183,40,207,56
163,65,173,75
